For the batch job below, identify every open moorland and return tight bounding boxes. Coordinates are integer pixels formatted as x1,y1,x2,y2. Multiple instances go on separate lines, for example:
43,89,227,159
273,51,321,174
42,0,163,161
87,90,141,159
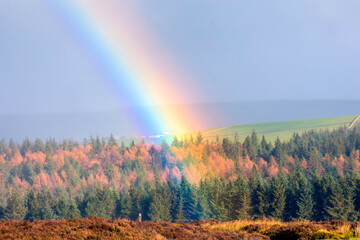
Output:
1,217,360,240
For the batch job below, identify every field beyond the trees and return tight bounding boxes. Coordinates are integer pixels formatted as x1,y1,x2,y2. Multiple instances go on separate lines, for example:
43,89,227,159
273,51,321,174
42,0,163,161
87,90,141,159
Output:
1,217,360,240
199,115,356,142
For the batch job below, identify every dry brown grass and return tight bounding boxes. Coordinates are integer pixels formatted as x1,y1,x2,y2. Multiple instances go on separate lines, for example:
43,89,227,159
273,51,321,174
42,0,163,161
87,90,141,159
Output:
0,217,359,240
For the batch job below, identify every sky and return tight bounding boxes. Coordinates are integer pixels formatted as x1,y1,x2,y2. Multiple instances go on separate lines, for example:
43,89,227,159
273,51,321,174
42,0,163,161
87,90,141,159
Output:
1,0,360,115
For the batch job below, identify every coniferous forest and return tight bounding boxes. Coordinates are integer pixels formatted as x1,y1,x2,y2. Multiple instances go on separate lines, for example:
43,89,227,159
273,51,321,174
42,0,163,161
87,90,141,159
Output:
1,126,360,223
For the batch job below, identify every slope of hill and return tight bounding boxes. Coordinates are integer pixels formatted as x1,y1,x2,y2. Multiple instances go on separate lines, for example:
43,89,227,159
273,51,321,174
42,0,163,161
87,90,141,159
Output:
199,115,356,142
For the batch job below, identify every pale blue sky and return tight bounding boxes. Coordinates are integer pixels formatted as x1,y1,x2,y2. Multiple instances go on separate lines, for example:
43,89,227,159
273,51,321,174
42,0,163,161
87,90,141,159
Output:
1,0,360,114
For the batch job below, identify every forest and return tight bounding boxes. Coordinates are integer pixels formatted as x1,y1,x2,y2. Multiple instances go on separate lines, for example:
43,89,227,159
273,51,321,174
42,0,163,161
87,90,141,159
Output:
1,126,360,223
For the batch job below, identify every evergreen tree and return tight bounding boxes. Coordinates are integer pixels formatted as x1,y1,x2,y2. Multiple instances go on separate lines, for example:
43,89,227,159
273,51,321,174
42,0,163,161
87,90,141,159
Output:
172,136,180,148
196,132,203,146
175,195,186,222
25,189,37,221
148,182,172,222
325,177,357,221
36,190,56,220
85,187,116,219
251,175,270,219
67,200,81,219
233,176,252,220
270,176,286,220
0,204,4,220
197,183,214,220
4,192,27,221
55,194,80,219
295,173,313,220
243,136,257,160
180,176,198,221
120,194,133,219
108,134,118,147
206,178,229,221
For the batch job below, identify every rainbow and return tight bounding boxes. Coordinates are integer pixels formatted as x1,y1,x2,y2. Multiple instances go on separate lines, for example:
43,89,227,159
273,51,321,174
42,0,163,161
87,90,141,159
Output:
48,0,205,135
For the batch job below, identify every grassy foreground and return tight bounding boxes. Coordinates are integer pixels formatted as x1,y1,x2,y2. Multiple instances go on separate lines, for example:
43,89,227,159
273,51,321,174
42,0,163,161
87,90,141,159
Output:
1,217,360,240
199,115,356,142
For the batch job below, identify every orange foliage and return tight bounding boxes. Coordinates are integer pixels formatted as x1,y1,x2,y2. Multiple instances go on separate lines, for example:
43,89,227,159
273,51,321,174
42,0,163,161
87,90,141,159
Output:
33,171,50,192
239,156,256,179
258,158,268,176
123,149,136,161
13,176,29,196
26,151,46,165
0,154,5,164
127,170,137,184
95,172,109,186
170,146,187,162
10,148,23,167
288,156,295,165
268,157,279,178
332,155,345,176
208,152,235,180
282,164,290,174
301,158,308,169
145,171,155,183
49,172,65,190
171,166,182,181
161,167,170,182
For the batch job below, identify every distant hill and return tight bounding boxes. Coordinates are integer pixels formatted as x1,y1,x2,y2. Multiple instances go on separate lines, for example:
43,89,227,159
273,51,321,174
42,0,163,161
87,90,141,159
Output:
198,115,357,142
1,100,359,141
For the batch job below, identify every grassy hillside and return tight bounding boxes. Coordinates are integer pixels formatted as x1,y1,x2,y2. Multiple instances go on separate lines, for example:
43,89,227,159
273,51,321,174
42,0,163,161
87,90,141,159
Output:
199,115,357,142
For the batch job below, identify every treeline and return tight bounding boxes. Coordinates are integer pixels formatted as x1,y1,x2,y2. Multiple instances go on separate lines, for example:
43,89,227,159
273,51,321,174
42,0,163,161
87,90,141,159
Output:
1,126,360,222
1,173,360,222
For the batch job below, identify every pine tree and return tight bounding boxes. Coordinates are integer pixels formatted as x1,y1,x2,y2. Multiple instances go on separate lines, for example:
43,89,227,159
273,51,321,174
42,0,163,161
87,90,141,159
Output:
233,176,252,220
120,194,133,219
85,187,116,219
36,190,56,220
312,174,332,221
0,204,4,220
175,195,186,222
180,176,198,221
251,176,270,219
25,189,37,221
108,134,118,147
67,200,81,219
326,178,358,221
148,182,172,222
270,176,286,221
207,178,229,221
4,192,27,221
56,194,70,219
196,185,213,220
295,173,313,220
196,132,203,146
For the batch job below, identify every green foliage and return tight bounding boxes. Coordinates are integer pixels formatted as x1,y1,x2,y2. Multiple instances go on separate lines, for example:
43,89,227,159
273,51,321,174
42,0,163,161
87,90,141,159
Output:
85,187,116,219
325,177,358,221
149,182,172,222
4,192,27,221
232,176,252,220
270,176,286,221
25,189,37,221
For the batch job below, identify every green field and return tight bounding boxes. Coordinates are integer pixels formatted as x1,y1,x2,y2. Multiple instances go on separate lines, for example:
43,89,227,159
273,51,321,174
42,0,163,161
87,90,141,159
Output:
199,115,357,142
